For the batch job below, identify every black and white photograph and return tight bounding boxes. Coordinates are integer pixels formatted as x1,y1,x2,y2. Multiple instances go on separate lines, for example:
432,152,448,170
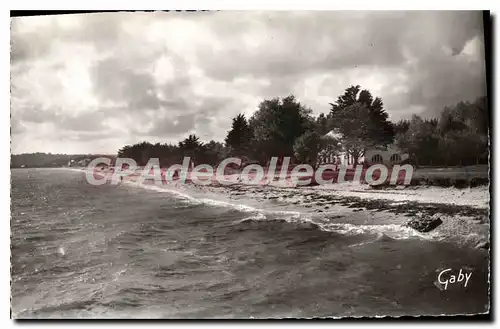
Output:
10,10,490,319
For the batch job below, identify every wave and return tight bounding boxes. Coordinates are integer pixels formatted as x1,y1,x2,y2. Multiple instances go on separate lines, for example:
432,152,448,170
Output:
121,178,441,242
317,222,441,241
123,179,303,216
233,214,440,241
233,213,267,224
125,181,195,200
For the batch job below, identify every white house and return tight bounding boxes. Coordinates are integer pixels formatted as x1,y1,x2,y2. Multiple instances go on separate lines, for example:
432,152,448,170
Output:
364,145,409,166
320,130,409,167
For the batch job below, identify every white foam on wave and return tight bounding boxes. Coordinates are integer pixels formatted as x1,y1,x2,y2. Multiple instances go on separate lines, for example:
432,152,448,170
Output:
348,232,394,247
65,168,86,172
123,180,265,213
123,179,304,217
121,179,440,242
317,222,440,241
123,180,196,202
234,212,267,224
196,198,260,212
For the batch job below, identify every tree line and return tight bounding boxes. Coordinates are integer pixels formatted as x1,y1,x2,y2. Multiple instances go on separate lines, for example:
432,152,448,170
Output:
395,96,489,166
117,85,489,168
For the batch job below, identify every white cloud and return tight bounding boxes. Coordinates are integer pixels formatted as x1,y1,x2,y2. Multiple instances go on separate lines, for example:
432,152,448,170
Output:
10,11,487,154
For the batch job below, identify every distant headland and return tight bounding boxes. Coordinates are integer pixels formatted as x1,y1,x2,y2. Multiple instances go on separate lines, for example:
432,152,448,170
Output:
10,153,116,169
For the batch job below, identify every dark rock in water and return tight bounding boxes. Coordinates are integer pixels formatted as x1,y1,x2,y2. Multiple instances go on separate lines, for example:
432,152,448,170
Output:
475,241,490,250
324,206,330,210
301,222,320,230
353,208,363,212
376,233,394,243
407,215,443,233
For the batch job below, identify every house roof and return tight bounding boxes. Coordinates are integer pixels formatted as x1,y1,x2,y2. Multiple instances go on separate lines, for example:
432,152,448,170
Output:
324,129,343,139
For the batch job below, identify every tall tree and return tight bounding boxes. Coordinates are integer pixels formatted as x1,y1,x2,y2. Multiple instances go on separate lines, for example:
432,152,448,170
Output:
396,115,440,166
201,140,227,166
293,131,323,168
315,113,330,136
393,119,411,136
317,134,342,165
293,131,342,169
249,95,313,163
178,134,203,166
225,114,254,157
328,86,394,165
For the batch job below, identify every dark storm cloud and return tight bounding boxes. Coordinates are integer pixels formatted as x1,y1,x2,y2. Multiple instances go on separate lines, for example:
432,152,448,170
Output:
407,53,487,117
145,96,239,140
58,111,109,132
10,11,487,153
197,12,408,81
146,113,197,137
91,57,163,111
195,11,486,118
89,50,198,113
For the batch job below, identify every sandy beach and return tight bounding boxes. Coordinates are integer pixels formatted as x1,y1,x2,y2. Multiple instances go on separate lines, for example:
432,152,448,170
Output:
78,167,490,250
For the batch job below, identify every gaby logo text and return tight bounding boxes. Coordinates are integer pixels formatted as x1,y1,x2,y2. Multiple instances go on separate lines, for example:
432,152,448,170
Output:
437,268,472,290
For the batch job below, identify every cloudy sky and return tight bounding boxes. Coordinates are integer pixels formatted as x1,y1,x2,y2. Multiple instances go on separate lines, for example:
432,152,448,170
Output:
11,11,486,154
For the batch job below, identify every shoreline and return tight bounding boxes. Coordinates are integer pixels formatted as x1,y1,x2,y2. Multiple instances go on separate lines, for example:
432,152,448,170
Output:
70,167,490,249
203,182,489,247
